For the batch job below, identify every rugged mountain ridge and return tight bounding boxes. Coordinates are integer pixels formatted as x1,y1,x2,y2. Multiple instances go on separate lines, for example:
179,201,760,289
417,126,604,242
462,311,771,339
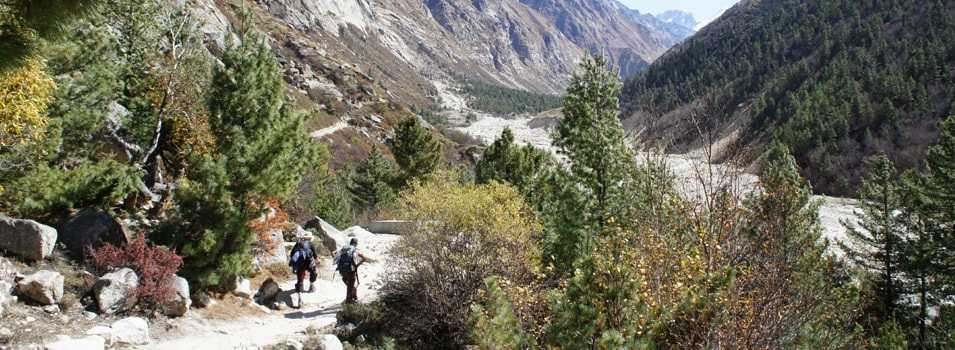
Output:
191,0,674,107
622,0,955,195
625,9,696,47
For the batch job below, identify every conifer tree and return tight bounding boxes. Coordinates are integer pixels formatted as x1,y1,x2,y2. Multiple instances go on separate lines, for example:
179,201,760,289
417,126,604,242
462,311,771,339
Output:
838,154,905,319
161,17,318,289
390,116,440,186
0,0,100,72
476,128,553,193
470,277,534,350
349,148,398,211
544,55,636,274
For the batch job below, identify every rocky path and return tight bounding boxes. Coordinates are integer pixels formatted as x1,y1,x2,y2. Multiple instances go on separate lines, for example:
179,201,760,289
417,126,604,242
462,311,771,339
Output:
139,227,398,350
310,120,349,139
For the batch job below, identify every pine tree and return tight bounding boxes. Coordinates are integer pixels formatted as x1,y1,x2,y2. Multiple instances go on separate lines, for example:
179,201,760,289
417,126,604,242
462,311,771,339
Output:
553,55,635,232
348,148,398,211
915,115,955,296
470,277,534,350
546,223,653,350
390,116,440,186
161,17,319,289
0,0,100,72
475,128,553,193
544,55,637,275
838,154,905,320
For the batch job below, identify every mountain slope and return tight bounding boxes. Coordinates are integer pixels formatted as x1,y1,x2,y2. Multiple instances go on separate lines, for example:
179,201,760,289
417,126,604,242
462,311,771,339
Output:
624,9,696,47
195,0,673,105
622,0,955,195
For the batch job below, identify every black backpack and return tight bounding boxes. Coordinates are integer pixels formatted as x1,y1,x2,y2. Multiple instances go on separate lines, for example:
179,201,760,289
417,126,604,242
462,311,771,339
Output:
337,246,357,273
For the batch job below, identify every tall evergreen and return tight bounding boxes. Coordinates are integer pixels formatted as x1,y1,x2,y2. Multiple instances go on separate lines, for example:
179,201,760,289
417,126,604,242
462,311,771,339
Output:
160,17,318,289
838,154,905,320
544,55,636,274
0,0,100,72
390,116,440,186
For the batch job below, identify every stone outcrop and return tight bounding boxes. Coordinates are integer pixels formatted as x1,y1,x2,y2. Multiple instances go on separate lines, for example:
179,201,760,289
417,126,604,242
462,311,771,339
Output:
0,216,57,261
57,208,130,259
304,217,345,255
93,268,139,314
15,270,63,305
363,220,413,235
318,334,343,350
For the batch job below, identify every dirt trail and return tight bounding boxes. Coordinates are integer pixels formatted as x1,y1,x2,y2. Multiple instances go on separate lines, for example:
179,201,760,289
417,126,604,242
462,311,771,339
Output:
138,227,398,350
310,120,349,139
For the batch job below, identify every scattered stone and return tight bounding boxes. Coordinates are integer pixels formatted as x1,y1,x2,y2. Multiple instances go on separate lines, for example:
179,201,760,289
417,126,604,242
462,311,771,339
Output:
271,301,287,311
163,276,190,317
110,317,150,346
318,334,343,350
82,311,97,320
92,268,139,314
286,338,304,350
256,278,281,305
0,327,12,342
16,270,64,305
42,304,60,313
57,208,130,259
0,216,57,261
44,335,106,350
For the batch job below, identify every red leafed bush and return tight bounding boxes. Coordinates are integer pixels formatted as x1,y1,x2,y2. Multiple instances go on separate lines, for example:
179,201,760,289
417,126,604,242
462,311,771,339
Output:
90,234,183,312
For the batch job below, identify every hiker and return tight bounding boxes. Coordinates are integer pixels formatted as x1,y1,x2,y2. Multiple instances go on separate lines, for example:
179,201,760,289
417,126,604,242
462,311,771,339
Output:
289,233,319,293
334,237,371,303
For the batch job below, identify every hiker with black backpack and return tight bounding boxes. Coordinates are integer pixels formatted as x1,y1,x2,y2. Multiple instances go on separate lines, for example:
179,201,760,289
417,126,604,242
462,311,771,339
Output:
334,237,371,303
289,233,319,293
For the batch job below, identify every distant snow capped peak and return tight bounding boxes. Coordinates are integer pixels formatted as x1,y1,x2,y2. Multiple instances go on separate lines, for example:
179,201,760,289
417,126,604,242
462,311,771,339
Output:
655,10,698,30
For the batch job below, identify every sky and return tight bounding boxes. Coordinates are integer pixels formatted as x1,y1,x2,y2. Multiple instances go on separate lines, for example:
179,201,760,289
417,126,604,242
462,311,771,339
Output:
618,0,741,28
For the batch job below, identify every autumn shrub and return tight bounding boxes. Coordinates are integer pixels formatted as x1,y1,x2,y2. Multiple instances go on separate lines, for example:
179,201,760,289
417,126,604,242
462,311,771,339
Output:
90,234,183,312
379,173,542,349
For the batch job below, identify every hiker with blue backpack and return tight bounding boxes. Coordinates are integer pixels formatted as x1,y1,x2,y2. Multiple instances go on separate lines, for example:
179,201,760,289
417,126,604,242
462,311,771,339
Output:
289,234,319,293
334,237,371,303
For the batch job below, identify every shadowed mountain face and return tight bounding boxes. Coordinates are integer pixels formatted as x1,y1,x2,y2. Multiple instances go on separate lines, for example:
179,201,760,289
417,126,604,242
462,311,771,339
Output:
622,0,955,196
193,0,675,103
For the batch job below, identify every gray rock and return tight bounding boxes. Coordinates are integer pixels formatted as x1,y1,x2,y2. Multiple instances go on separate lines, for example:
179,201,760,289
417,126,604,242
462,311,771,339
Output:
0,280,11,316
16,270,64,305
57,209,130,259
0,216,57,261
303,217,345,255
44,335,106,350
254,228,287,269
163,276,190,317
318,334,343,350
363,220,413,235
82,311,97,320
256,277,281,305
93,268,139,314
110,317,150,346
231,278,253,299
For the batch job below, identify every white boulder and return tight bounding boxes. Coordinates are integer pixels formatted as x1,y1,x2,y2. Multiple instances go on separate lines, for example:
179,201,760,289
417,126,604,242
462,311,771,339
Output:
93,268,139,314
110,317,150,346
318,334,343,350
15,270,63,305
0,216,57,261
232,278,253,299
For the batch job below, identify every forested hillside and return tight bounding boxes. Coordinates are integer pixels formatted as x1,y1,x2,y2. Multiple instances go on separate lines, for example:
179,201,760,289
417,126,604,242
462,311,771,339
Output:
622,0,955,195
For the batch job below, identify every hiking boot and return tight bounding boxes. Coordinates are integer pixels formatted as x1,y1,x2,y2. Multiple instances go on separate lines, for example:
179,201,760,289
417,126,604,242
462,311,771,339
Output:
308,285,316,293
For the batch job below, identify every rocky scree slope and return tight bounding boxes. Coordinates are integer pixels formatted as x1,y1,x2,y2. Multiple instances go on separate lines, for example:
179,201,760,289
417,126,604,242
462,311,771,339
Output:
195,0,675,103
622,0,955,196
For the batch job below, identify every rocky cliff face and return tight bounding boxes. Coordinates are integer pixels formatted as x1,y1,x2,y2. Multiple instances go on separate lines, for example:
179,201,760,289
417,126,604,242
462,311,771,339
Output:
191,0,674,105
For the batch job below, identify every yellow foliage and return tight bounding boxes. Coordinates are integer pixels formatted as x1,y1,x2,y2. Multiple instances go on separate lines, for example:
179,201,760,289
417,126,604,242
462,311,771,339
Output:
0,58,55,147
394,173,543,279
